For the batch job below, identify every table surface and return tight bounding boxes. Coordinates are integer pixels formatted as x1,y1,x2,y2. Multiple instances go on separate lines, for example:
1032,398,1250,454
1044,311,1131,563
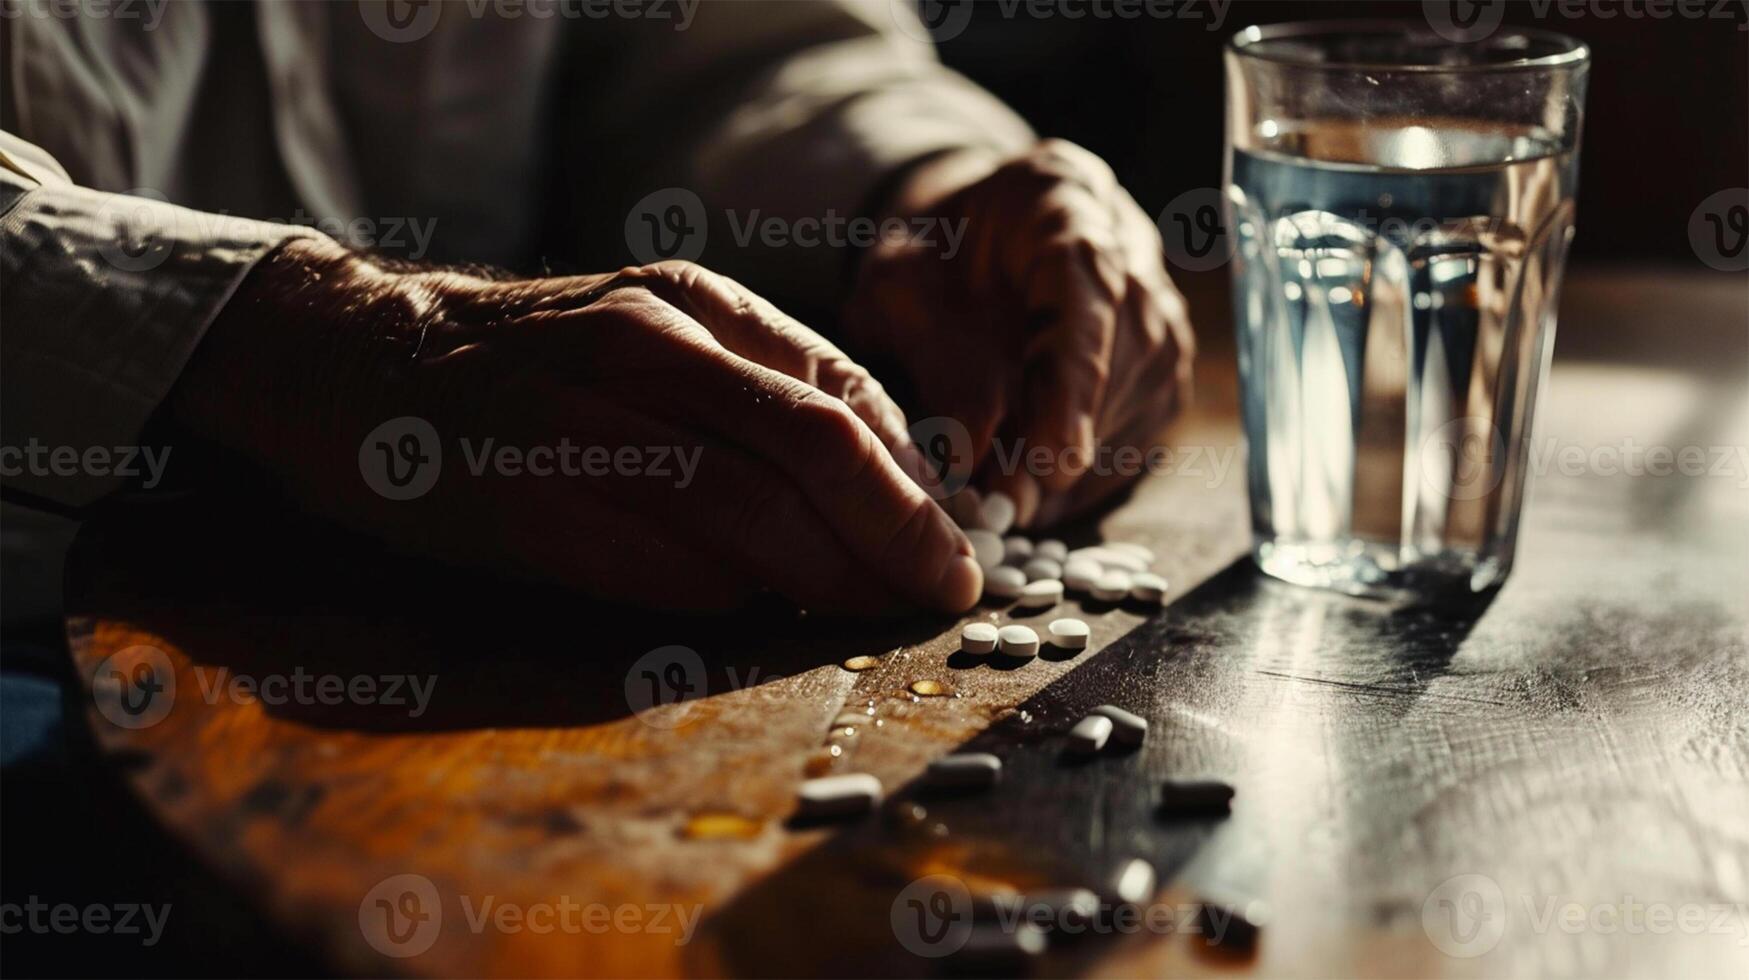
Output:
65,269,1749,978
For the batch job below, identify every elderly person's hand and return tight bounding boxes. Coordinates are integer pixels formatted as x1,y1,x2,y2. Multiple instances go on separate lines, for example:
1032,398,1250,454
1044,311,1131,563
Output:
166,239,982,614
845,139,1196,529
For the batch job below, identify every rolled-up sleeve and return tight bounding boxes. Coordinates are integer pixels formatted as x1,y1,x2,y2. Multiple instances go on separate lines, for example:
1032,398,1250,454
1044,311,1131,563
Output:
0,131,319,508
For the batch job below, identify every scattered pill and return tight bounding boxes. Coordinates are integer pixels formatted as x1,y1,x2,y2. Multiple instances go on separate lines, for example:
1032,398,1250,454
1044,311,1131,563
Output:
1002,536,1034,564
1062,560,1103,592
1129,572,1168,604
1091,570,1132,602
841,655,881,671
1098,551,1147,574
1047,618,1089,650
925,752,1002,790
1090,704,1146,745
1158,778,1235,816
1108,542,1156,563
1023,888,1101,930
1110,857,1158,906
984,565,1027,599
795,773,882,820
967,529,1004,571
1066,714,1113,755
1022,557,1063,582
981,491,1017,536
997,625,1039,659
1196,896,1268,951
1035,539,1068,563
910,679,949,697
1017,579,1064,609
960,622,999,654
946,487,984,530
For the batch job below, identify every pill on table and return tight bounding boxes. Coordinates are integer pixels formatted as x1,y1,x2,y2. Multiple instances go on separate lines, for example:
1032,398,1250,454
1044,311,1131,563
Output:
1034,539,1068,563
1090,704,1146,745
1066,714,1112,755
967,529,1004,571
1110,857,1158,906
1047,618,1089,650
997,625,1039,658
1129,572,1168,604
1017,579,1064,609
1091,570,1132,602
795,773,882,820
1158,778,1235,816
925,752,1002,790
984,565,1027,599
1108,542,1156,563
981,491,1017,536
945,487,984,530
1067,546,1145,574
1022,557,1063,582
1062,560,1103,592
961,622,999,654
1002,536,1034,564
1196,896,1268,951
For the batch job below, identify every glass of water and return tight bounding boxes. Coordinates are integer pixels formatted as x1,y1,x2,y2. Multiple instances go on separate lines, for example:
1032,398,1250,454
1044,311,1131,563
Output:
1225,21,1590,600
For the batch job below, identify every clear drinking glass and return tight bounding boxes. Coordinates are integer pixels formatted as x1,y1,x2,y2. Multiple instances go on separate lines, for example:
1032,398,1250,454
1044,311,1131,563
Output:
1225,21,1590,600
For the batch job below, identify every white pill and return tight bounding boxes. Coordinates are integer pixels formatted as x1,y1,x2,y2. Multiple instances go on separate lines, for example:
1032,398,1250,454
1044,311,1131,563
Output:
1035,539,1068,563
967,529,1004,571
1048,618,1090,650
1022,557,1062,582
1091,704,1147,745
1130,572,1168,604
1062,560,1103,592
981,491,1017,536
1111,857,1158,906
1091,570,1132,602
795,773,882,820
961,622,1000,654
1017,579,1063,610
1002,536,1034,564
984,565,1027,599
946,487,984,529
997,625,1039,658
925,752,1002,790
1108,542,1156,563
1067,546,1145,574
1066,714,1113,755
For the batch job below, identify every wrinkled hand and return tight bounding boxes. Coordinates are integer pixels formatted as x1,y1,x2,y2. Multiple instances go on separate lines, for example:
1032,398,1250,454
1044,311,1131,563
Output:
169,239,982,613
845,139,1195,528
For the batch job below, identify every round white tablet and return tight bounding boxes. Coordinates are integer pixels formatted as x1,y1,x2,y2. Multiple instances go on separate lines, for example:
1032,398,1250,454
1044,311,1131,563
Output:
1002,536,1034,564
981,491,1017,536
1108,542,1156,563
1091,570,1132,602
1130,572,1168,604
997,625,1039,658
1017,579,1064,609
1035,539,1068,563
1048,618,1090,650
961,622,1000,654
984,565,1027,599
967,529,1004,571
1022,557,1062,582
1063,559,1103,592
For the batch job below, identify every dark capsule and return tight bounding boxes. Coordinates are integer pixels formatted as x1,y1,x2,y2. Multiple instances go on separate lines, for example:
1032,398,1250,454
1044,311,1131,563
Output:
1157,778,1235,817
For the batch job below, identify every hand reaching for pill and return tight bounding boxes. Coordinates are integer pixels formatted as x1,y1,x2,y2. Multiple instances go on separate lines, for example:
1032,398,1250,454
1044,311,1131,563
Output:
844,139,1196,529
167,239,983,614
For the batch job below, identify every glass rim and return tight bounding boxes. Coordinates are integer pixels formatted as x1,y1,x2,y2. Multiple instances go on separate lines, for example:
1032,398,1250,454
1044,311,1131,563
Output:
1227,20,1591,74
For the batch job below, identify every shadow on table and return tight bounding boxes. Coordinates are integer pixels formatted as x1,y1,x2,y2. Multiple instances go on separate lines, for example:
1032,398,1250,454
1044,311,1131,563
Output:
692,558,1499,977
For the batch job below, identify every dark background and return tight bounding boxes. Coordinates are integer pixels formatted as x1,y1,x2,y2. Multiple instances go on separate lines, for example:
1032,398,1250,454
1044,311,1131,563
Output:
934,0,1749,268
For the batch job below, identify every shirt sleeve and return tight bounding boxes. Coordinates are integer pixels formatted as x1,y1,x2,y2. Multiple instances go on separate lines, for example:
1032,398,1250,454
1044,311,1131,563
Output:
566,0,1035,318
0,130,321,509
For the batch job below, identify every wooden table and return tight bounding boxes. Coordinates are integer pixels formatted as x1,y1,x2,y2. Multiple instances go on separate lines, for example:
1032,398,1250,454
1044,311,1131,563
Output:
65,270,1749,978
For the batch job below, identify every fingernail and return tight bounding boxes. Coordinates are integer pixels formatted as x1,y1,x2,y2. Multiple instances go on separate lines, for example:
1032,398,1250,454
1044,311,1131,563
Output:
933,554,984,612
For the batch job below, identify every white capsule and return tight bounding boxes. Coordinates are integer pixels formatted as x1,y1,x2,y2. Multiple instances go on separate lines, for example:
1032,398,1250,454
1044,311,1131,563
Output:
1002,536,1034,565
795,773,882,820
1129,572,1168,604
1111,857,1158,906
1062,559,1103,592
1090,704,1147,745
1066,714,1113,755
1091,570,1132,602
1034,539,1068,563
1108,542,1156,563
984,565,1027,599
961,622,1000,654
925,752,1002,790
967,529,1005,571
997,625,1039,659
1047,618,1090,650
1016,579,1063,610
1022,557,1062,582
1067,546,1145,574
980,491,1017,536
